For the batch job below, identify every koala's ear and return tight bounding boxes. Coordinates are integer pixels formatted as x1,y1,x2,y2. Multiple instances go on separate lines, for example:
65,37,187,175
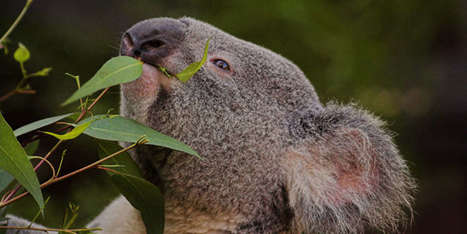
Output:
281,106,415,233
285,128,376,202
281,127,379,232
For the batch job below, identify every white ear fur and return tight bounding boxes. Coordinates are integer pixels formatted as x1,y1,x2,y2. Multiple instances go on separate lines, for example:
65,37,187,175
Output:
87,196,146,234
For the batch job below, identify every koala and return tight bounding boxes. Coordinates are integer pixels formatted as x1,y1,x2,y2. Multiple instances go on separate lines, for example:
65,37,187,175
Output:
5,17,416,234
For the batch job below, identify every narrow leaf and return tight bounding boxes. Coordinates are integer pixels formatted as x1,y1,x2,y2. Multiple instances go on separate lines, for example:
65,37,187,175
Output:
112,173,164,234
176,39,210,83
0,170,13,193
80,115,200,158
13,43,30,63
42,121,92,140
97,142,162,233
62,56,143,106
0,113,43,209
24,140,39,156
13,113,73,137
29,67,52,77
97,140,142,177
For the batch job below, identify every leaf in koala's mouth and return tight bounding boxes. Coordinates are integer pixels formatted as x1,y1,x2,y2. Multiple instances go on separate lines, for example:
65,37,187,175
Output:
62,56,143,106
156,39,210,83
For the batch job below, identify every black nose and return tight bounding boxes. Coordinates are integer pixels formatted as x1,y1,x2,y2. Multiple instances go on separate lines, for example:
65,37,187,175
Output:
120,18,186,64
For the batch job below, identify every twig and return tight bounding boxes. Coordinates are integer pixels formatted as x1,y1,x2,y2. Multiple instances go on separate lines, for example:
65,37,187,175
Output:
0,141,142,208
55,87,111,134
0,225,101,234
75,87,110,123
0,90,17,102
0,0,34,45
0,89,36,103
2,140,63,203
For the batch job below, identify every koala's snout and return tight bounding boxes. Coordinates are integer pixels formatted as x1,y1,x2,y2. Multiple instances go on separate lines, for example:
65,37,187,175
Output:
120,18,186,65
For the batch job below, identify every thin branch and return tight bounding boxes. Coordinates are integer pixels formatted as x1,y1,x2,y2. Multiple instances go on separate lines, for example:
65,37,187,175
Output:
0,89,36,103
75,87,110,123
33,140,63,171
2,140,63,203
0,225,101,234
0,90,17,103
0,141,141,208
0,0,34,45
55,87,111,134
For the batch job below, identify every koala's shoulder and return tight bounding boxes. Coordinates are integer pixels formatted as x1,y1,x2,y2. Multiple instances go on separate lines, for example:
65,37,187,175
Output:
87,196,146,234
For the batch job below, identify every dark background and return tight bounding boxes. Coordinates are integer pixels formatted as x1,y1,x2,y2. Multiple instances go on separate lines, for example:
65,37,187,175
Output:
1,0,466,233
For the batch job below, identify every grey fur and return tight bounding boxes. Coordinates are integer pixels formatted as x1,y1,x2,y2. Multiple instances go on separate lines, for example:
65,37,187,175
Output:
120,17,416,233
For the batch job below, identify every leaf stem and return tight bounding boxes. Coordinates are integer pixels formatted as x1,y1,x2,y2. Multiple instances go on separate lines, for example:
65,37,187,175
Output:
2,140,63,203
0,90,17,103
75,87,110,123
0,141,141,208
0,0,34,45
0,225,101,234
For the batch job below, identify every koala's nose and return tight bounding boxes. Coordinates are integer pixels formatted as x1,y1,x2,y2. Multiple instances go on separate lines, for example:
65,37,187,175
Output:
120,18,186,63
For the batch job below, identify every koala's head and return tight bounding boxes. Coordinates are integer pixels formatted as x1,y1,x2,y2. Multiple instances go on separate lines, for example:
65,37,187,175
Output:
120,17,415,233
120,17,321,133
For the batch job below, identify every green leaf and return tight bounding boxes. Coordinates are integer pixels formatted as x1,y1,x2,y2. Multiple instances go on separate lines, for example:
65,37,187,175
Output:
97,140,142,177
29,67,52,77
13,113,73,137
0,170,13,193
13,43,30,63
112,173,164,234
97,141,163,233
176,39,210,83
0,113,43,209
24,140,39,156
62,56,143,106
42,120,92,140
80,115,200,158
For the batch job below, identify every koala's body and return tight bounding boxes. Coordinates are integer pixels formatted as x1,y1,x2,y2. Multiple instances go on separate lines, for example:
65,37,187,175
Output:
6,17,415,234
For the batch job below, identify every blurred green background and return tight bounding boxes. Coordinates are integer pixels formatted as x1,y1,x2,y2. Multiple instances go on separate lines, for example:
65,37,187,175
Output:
1,0,466,233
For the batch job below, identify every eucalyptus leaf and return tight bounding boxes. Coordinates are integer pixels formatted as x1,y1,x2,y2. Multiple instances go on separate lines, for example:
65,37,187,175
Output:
62,56,143,106
80,115,200,158
30,67,52,77
0,113,43,209
176,39,210,83
13,113,73,137
111,173,164,234
97,141,163,233
97,140,142,177
0,170,13,193
24,140,39,156
42,120,92,140
13,43,30,63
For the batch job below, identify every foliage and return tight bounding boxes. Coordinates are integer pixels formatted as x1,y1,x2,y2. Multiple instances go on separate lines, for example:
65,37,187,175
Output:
0,2,206,233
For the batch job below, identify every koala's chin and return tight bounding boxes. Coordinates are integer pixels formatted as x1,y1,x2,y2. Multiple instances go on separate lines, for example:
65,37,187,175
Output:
5,17,416,234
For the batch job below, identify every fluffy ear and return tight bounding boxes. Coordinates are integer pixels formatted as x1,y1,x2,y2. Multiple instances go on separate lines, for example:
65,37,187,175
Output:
282,104,415,233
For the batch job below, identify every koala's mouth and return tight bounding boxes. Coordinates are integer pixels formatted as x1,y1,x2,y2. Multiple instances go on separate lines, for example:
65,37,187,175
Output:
120,62,173,124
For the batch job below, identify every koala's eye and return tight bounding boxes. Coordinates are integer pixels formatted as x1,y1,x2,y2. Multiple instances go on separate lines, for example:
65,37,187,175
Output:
212,59,230,71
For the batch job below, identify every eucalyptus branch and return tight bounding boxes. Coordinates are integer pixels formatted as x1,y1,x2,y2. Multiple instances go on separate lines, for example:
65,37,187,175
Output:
0,0,34,45
0,225,101,234
2,140,63,203
75,87,110,123
4,87,112,202
0,140,143,208
55,87,111,135
0,87,36,103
